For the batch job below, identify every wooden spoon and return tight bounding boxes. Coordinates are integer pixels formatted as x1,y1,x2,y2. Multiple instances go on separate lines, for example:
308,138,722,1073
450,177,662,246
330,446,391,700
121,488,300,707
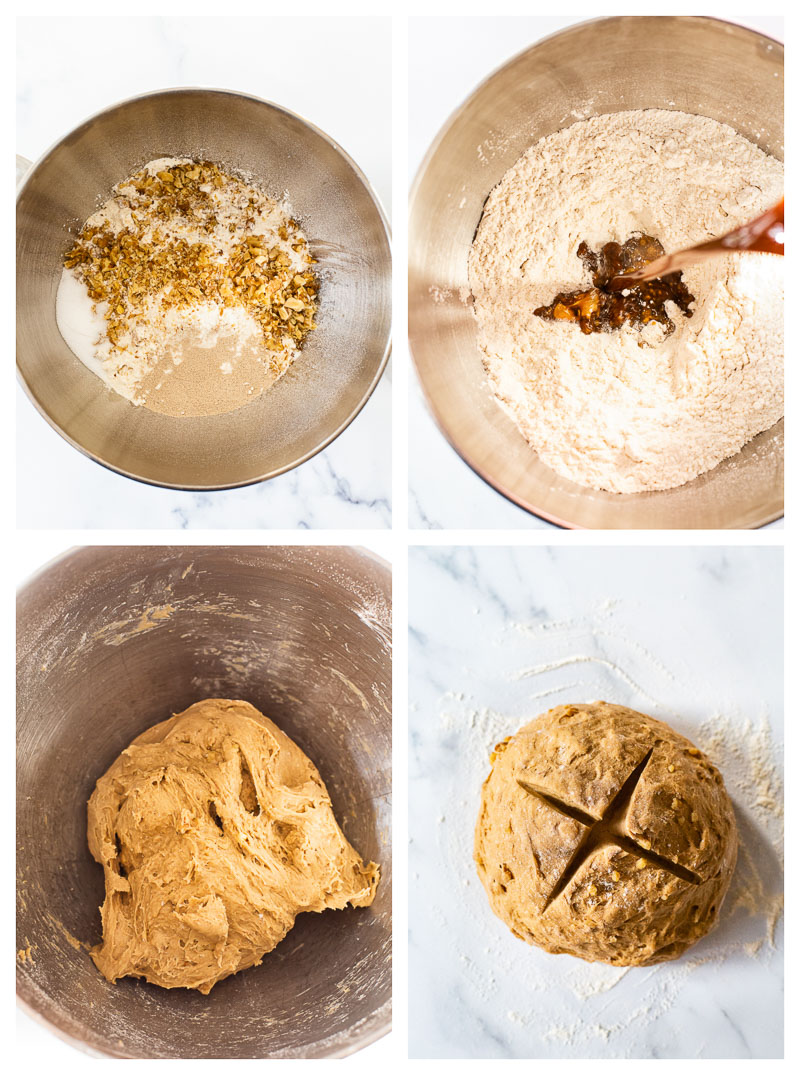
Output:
607,198,784,291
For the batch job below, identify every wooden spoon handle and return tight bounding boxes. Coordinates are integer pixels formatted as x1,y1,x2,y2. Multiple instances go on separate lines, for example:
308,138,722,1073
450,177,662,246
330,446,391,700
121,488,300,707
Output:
719,197,783,255
608,198,784,290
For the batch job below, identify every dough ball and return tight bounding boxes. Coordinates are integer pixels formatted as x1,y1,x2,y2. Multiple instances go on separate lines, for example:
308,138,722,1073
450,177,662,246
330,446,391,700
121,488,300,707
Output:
474,702,737,966
87,698,379,993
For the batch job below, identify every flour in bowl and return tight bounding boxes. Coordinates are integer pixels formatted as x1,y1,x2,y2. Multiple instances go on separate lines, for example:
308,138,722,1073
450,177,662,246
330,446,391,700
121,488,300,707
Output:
57,158,318,418
468,110,783,493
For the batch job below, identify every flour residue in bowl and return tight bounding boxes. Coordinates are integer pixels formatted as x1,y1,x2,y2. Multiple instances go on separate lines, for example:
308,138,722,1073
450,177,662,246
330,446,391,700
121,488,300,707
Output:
56,158,319,418
469,110,784,493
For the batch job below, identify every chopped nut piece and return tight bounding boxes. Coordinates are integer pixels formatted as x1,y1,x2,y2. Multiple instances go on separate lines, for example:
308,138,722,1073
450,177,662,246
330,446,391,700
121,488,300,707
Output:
62,157,319,375
490,737,511,763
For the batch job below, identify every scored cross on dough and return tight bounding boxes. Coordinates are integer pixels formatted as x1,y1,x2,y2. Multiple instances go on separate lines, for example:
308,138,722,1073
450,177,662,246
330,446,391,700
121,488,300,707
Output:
475,703,738,966
517,748,701,912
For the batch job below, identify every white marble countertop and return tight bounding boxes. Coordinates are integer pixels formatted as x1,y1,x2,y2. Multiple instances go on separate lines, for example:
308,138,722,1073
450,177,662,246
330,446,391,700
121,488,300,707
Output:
409,545,783,1058
408,15,784,530
17,16,391,529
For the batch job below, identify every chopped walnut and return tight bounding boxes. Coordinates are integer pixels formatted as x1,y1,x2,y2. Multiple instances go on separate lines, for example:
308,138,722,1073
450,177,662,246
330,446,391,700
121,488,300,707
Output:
63,159,318,371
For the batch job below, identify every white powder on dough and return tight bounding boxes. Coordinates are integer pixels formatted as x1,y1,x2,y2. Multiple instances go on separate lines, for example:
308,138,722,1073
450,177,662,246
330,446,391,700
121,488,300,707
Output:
469,110,784,493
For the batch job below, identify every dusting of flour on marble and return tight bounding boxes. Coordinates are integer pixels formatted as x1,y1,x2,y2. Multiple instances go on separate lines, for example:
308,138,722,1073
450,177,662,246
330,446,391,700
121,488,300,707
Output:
469,110,784,493
432,599,783,1056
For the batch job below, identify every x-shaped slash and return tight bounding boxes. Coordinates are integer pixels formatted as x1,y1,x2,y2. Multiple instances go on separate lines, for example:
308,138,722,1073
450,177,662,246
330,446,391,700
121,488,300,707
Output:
517,749,701,911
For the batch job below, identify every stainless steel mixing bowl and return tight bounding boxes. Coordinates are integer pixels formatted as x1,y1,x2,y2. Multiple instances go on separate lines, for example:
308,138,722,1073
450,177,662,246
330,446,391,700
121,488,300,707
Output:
17,89,391,489
17,546,391,1058
409,16,783,529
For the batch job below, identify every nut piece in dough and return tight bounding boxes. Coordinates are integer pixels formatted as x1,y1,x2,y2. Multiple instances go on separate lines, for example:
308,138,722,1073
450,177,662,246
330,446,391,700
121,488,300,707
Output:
87,698,379,993
474,702,737,966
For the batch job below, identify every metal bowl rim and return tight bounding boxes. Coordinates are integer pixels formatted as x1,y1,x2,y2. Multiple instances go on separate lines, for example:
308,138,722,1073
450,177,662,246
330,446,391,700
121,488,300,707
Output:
17,85,392,492
408,15,784,530
17,543,392,1057
15,990,391,1060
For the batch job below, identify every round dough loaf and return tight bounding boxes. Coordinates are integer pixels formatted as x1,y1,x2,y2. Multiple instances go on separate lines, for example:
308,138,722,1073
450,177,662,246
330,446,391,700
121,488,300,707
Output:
87,699,379,993
474,702,737,966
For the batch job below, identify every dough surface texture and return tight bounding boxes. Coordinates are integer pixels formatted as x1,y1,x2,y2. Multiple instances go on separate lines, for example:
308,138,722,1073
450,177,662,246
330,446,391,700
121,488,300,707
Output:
87,698,379,993
475,702,737,966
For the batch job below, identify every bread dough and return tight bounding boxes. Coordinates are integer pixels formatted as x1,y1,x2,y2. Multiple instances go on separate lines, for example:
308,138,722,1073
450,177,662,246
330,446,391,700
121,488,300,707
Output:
87,699,379,993
475,702,737,966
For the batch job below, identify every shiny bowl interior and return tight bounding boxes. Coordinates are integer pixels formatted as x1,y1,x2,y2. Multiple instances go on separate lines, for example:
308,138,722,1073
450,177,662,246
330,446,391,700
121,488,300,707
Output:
17,546,391,1058
409,16,783,529
17,89,391,490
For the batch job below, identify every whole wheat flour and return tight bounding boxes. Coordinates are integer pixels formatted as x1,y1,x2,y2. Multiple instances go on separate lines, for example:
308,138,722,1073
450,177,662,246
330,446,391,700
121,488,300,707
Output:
469,110,784,493
57,158,318,418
